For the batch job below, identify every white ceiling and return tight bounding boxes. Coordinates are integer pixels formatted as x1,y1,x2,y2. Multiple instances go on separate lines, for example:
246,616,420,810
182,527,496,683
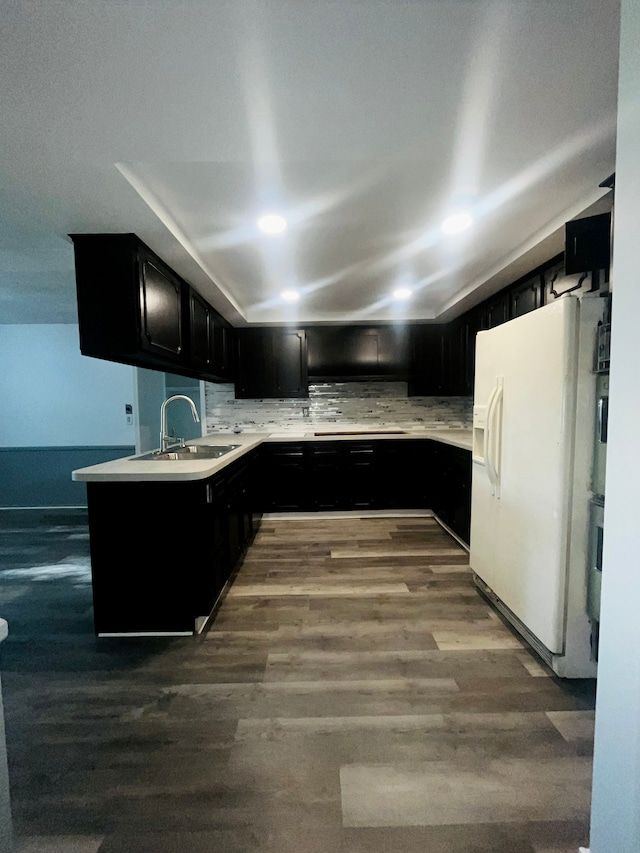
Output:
0,0,620,326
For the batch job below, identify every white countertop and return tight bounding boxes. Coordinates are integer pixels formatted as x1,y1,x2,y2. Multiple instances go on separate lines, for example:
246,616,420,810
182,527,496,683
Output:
263,429,472,451
72,429,471,483
72,433,266,483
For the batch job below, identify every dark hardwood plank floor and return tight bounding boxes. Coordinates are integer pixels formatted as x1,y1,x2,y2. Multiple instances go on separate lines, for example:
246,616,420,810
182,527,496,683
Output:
0,509,596,852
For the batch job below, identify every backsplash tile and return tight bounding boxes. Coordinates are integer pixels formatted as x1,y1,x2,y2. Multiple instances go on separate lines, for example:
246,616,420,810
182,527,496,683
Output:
203,381,472,434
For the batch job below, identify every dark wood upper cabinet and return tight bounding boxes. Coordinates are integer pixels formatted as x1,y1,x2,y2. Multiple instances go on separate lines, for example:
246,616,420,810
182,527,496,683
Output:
543,257,597,303
138,250,184,359
188,286,235,380
449,310,482,396
447,320,467,397
565,211,611,275
71,233,186,370
306,326,409,379
212,315,234,379
235,329,268,398
408,325,449,396
409,312,479,398
274,330,308,396
479,292,510,330
235,328,308,398
509,273,544,320
189,287,212,370
70,233,233,382
72,233,593,403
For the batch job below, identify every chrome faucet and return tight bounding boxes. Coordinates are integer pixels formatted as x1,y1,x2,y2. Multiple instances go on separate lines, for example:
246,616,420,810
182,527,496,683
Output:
160,395,200,452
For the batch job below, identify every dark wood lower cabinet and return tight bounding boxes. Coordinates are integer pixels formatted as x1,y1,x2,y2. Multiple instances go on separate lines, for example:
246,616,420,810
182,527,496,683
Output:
377,440,434,509
262,439,471,543
346,443,377,510
431,443,472,545
262,443,310,511
310,443,346,511
86,451,260,636
86,439,470,635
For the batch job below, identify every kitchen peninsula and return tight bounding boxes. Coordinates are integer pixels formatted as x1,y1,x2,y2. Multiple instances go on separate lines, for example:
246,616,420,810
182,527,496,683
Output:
72,429,472,637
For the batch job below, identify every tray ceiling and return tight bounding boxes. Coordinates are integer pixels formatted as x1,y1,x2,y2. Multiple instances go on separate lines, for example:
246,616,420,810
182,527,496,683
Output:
0,0,620,325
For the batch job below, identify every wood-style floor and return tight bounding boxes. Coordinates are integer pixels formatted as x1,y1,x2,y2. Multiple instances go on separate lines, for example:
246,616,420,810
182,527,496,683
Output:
0,509,596,853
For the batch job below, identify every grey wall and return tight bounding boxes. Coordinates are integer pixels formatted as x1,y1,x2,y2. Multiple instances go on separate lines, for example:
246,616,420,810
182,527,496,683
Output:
134,367,167,454
0,447,135,508
0,325,137,507
0,325,135,447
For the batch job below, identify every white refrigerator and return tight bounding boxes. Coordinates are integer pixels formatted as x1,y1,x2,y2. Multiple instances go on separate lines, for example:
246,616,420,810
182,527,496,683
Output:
469,294,604,678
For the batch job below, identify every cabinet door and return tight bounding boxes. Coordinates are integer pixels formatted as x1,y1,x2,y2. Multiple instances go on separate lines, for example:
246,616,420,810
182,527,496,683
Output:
510,274,543,320
139,250,184,360
448,448,472,545
189,288,213,370
212,317,234,379
197,477,227,612
225,461,252,561
378,440,430,508
346,442,377,510
310,443,346,510
447,320,469,396
480,294,509,330
274,330,308,397
235,330,271,398
544,258,596,303
307,326,409,380
565,211,611,275
431,443,448,523
181,284,237,380
408,325,448,396
72,233,187,371
463,309,481,396
236,329,308,399
226,486,243,570
431,444,471,546
264,444,310,510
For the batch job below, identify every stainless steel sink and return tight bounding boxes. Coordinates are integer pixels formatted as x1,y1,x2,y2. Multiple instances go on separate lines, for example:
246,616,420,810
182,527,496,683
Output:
178,444,241,456
133,444,240,461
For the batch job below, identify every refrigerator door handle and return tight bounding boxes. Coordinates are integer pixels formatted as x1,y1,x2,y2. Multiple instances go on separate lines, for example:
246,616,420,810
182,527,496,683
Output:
486,381,503,492
483,385,499,476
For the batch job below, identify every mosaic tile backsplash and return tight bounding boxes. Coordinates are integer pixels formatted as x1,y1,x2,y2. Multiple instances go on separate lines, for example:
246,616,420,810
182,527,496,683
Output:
203,381,472,434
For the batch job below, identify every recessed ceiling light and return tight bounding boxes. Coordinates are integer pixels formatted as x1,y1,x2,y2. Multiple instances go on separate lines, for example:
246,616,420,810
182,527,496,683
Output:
441,211,473,235
393,287,412,301
281,289,300,303
258,213,287,235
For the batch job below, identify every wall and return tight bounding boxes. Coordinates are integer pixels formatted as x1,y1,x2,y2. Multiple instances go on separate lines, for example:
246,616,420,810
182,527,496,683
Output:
0,325,135,446
134,367,168,455
589,1,640,850
0,325,136,507
204,381,472,434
